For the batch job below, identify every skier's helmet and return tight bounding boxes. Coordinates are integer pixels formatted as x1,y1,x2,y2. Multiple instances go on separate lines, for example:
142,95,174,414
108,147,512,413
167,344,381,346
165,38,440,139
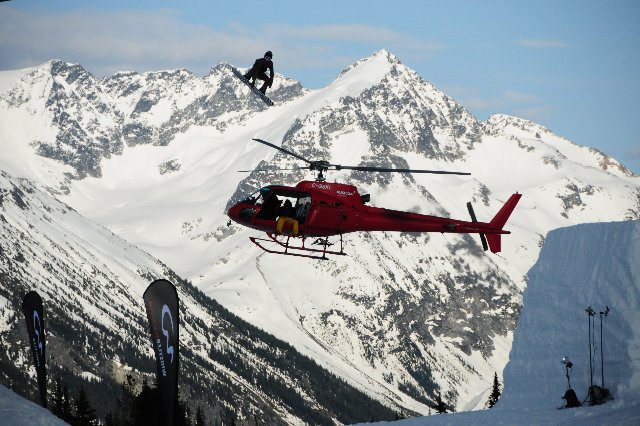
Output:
264,51,273,60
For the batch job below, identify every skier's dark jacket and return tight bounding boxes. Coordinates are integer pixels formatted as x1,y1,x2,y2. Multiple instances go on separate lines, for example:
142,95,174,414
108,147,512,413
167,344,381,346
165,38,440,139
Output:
246,57,274,86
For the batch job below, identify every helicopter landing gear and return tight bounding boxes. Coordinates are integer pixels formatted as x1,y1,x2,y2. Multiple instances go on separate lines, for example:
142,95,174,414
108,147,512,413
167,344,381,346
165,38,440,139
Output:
249,233,346,260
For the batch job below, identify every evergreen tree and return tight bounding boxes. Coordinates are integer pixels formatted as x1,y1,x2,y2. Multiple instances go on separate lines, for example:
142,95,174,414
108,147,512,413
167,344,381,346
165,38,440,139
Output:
116,374,137,426
51,375,64,419
487,372,502,408
177,396,190,426
195,406,205,426
74,383,98,425
104,412,115,426
62,382,75,422
434,392,447,414
131,378,157,425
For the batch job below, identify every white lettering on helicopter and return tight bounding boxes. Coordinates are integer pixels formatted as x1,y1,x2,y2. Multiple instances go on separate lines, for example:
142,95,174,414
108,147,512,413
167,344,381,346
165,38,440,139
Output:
336,190,354,196
311,183,331,190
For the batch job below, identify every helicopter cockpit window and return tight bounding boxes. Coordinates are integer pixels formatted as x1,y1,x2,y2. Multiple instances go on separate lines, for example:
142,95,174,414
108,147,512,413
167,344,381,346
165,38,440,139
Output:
241,187,271,205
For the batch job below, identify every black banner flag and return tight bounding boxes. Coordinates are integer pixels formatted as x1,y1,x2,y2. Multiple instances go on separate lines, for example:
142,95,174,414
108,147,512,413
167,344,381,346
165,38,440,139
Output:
22,291,47,407
143,279,179,426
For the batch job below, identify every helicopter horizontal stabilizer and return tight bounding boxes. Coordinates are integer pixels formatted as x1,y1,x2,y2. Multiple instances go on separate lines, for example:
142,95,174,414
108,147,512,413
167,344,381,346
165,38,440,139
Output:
486,193,522,253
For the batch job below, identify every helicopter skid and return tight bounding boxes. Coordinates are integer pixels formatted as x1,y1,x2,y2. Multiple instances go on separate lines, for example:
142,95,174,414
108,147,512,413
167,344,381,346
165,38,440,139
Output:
250,233,347,260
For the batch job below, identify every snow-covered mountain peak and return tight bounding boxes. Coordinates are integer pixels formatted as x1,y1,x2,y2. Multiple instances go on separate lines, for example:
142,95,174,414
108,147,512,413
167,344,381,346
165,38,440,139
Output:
334,49,442,100
0,65,39,94
111,70,138,77
332,52,396,96
485,113,546,133
483,114,635,178
370,48,402,65
2,51,640,418
298,50,479,169
206,61,232,76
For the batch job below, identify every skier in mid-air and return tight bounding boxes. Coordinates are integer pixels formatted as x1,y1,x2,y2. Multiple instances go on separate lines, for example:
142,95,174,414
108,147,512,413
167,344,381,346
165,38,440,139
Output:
243,51,274,94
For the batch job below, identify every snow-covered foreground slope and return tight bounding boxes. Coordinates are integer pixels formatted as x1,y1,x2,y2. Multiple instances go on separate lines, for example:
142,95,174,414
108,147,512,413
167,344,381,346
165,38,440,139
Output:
501,221,640,411
4,222,638,425
0,385,66,426
371,221,640,425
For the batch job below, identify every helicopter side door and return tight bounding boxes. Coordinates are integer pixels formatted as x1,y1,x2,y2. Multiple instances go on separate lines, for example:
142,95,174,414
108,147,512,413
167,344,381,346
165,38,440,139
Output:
303,199,349,235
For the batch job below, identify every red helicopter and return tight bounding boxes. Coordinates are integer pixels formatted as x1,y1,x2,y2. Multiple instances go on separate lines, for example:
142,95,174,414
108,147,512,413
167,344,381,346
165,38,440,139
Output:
227,139,522,259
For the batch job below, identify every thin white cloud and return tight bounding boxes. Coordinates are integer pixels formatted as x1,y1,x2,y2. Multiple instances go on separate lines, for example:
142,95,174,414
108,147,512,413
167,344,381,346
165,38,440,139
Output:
517,39,569,49
0,8,447,79
265,23,402,42
235,22,448,66
445,85,550,120
503,90,540,104
0,8,254,76
262,23,446,49
513,105,553,121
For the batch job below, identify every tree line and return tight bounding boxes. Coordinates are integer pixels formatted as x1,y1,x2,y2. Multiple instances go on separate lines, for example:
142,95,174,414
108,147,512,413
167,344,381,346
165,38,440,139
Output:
50,374,207,426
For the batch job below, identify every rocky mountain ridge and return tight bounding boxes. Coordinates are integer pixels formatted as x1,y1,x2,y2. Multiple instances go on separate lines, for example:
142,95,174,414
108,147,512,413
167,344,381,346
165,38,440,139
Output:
0,168,398,424
1,49,638,414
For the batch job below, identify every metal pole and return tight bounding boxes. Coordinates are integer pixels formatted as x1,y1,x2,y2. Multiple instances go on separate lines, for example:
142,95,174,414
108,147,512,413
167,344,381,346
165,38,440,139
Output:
599,312,604,389
586,306,595,404
599,306,609,390
562,356,573,390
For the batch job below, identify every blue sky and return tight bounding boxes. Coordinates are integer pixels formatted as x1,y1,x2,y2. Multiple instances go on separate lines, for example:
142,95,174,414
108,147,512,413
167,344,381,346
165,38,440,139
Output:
1,0,639,173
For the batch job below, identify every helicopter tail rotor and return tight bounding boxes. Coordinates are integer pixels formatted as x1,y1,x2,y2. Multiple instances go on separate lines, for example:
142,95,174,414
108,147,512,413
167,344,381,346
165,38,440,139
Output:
467,202,489,251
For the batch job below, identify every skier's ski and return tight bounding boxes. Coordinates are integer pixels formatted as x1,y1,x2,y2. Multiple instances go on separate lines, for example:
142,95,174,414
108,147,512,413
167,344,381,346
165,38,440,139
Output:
231,67,274,106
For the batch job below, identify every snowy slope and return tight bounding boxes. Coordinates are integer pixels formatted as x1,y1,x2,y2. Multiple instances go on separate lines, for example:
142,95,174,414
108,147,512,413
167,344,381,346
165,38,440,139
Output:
3,222,639,425
0,169,398,424
501,221,640,409
1,50,639,414
0,385,66,426
367,221,640,425
484,114,633,178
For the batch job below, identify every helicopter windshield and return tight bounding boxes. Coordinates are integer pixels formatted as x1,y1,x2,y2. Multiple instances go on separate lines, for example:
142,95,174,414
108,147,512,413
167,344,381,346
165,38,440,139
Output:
241,187,271,205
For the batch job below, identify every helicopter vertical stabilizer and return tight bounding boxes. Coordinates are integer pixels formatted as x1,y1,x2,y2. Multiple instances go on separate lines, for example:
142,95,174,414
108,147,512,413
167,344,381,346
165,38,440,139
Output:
486,234,502,254
486,193,522,253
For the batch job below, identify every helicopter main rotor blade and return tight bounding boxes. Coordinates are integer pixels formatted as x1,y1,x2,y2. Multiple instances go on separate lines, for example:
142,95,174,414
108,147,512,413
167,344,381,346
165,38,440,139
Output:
336,165,471,175
252,138,313,165
238,167,305,172
251,138,471,176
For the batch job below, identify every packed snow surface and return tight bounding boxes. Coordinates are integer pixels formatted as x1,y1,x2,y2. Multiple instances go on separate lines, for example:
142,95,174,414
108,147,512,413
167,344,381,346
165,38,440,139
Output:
368,221,640,425
0,385,66,426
